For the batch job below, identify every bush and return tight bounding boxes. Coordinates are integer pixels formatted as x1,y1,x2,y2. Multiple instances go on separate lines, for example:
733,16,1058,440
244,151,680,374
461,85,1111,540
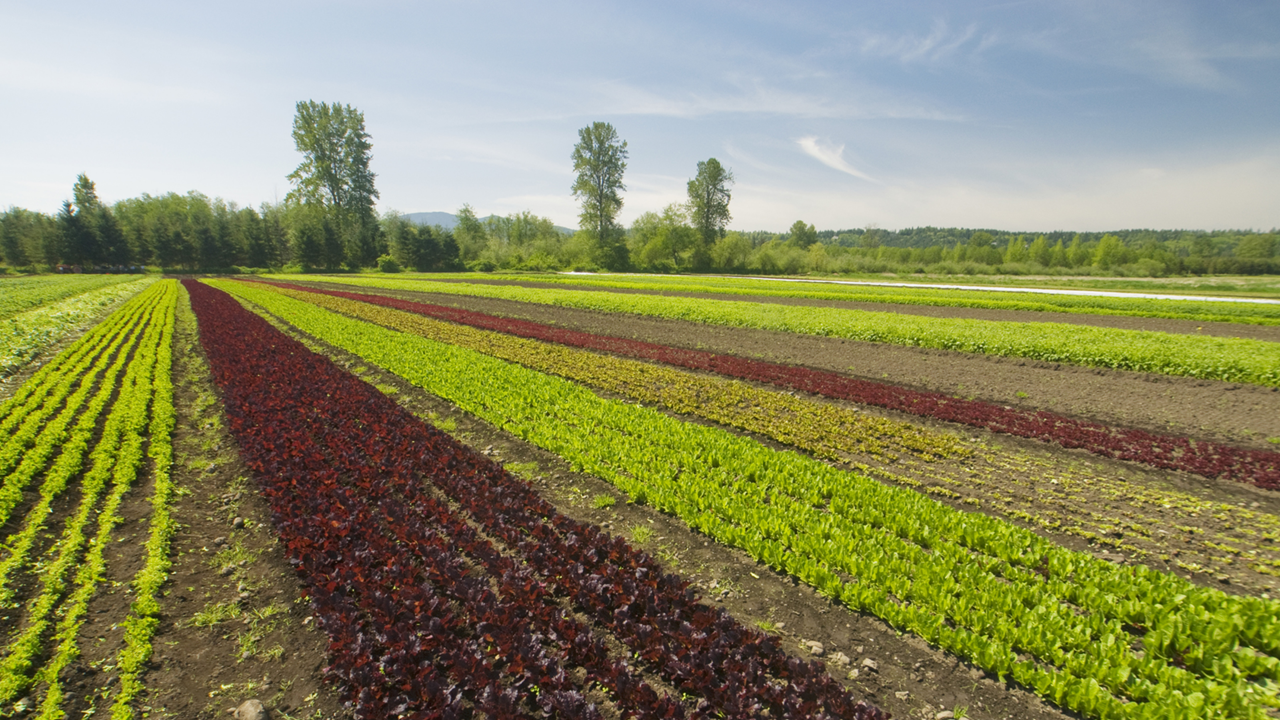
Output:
377,254,402,273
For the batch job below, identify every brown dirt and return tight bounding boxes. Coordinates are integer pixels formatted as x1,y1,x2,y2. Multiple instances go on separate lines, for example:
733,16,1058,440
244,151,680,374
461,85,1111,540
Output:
442,278,1280,342
248,301,1074,720
301,282,1280,450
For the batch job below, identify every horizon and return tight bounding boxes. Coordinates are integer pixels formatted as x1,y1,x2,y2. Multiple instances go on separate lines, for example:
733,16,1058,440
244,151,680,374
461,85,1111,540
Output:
3,1,1278,233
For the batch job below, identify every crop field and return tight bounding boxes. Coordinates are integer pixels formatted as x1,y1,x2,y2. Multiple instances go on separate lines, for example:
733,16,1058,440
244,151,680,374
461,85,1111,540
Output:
1,272,1278,720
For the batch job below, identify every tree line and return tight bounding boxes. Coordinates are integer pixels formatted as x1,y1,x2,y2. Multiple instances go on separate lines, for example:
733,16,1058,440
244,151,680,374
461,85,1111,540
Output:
3,108,1275,277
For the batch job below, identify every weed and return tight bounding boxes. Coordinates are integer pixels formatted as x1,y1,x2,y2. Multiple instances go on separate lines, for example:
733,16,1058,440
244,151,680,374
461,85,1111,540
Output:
1015,391,1028,399
630,525,654,544
593,494,617,509
504,461,540,479
191,601,241,628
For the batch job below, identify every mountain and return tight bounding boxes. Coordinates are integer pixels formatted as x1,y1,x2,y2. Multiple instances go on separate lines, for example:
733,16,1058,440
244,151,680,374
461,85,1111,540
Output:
403,211,575,235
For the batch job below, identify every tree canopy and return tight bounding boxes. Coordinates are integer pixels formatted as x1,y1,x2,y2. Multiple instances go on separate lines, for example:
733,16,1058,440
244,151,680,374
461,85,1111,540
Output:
571,122,628,270
687,158,734,268
286,101,380,267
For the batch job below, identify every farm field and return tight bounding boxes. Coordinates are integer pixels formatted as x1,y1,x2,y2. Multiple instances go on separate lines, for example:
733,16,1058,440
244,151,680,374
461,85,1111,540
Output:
1,272,1279,720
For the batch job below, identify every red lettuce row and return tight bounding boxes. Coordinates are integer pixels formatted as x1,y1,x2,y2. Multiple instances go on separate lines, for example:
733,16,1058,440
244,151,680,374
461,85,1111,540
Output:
185,279,886,720
259,280,1280,490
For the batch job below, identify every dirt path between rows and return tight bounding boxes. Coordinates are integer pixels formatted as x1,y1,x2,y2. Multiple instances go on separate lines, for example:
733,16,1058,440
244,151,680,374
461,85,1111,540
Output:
441,278,1280,342
299,281,1280,451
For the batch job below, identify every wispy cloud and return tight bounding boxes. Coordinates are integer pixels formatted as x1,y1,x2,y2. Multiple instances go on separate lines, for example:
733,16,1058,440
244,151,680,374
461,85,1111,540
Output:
797,137,878,182
856,19,985,64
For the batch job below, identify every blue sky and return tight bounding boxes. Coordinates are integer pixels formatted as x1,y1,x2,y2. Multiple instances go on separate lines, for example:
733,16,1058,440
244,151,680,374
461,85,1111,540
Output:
2,0,1277,232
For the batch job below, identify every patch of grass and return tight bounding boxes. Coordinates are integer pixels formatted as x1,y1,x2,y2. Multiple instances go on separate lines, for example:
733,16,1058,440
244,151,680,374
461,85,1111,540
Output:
630,525,654,544
504,461,540,479
1015,391,1029,399
374,383,399,395
191,601,241,628
592,494,617,509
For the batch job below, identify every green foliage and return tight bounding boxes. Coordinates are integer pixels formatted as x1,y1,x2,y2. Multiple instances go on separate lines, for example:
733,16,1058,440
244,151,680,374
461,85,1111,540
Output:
571,121,629,270
786,220,817,249
286,100,381,268
305,275,1280,387
376,253,402,273
430,272,1280,325
686,158,733,268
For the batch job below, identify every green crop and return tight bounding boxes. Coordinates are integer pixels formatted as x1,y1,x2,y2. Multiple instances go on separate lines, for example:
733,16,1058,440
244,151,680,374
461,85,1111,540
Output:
449,271,1280,326
281,275,1280,388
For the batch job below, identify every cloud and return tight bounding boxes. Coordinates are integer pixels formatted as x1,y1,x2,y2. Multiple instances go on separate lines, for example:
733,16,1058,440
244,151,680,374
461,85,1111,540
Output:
856,19,984,65
796,137,878,182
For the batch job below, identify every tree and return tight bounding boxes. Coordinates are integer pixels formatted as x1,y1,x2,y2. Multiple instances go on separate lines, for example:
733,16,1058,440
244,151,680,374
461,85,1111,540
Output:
686,158,733,269
786,220,817,249
571,122,628,270
286,101,380,267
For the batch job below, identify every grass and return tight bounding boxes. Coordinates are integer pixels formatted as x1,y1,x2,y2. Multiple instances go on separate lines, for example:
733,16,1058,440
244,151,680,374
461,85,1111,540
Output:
592,494,617,509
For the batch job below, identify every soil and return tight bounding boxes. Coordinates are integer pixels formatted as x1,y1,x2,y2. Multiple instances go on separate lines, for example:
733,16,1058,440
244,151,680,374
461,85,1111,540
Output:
298,281,1280,450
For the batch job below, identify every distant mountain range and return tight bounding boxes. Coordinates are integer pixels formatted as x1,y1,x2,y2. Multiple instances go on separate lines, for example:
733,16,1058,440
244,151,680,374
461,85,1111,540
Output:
403,211,575,235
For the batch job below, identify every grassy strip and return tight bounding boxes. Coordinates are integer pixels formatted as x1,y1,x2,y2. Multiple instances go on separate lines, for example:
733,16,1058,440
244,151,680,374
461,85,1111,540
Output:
109,283,178,720
0,277,155,378
269,284,967,463
0,275,143,321
0,282,171,706
296,275,1280,387
463,272,1280,325
33,281,176,720
221,278,1280,720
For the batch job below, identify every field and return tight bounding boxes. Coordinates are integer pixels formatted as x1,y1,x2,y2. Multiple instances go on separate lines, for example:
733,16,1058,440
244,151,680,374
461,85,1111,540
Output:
0,272,1278,720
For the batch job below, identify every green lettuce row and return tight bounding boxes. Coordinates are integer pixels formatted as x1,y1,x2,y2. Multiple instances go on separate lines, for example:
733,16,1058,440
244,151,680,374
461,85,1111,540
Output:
462,272,1280,326
218,279,1280,720
295,275,1280,388
33,281,176,720
0,277,155,377
0,288,165,535
0,275,144,321
0,293,155,479
109,282,179,720
0,281,173,708
0,294,140,433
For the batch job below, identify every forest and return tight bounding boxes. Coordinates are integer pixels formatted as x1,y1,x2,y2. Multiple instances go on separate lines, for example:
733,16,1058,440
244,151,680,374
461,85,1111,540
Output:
2,178,1276,277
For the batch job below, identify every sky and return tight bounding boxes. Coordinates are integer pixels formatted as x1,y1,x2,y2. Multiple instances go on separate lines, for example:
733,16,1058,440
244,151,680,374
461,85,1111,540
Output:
2,1,1278,233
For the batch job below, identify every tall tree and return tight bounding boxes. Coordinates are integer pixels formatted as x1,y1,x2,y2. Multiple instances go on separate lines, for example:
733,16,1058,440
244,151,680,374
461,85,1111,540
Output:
686,158,733,269
785,220,818,249
571,122,628,270
286,101,380,267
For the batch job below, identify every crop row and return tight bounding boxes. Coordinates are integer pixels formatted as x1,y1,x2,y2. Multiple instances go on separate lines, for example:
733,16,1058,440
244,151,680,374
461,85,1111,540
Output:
260,280,1280,490
264,283,967,463
283,275,1280,387
455,272,1280,325
220,278,1280,720
0,280,178,718
0,275,144,321
1,276,156,378
250,283,1280,592
189,279,883,720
